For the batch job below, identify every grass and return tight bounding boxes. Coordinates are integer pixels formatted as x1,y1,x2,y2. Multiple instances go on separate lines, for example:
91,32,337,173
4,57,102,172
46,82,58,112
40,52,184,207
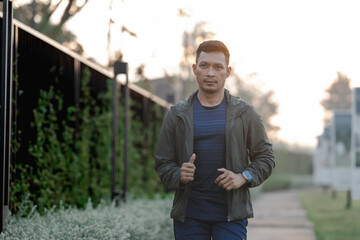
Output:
301,189,360,240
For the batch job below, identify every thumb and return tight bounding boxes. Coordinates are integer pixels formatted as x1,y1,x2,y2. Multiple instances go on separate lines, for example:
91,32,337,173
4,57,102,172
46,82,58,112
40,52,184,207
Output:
189,153,196,164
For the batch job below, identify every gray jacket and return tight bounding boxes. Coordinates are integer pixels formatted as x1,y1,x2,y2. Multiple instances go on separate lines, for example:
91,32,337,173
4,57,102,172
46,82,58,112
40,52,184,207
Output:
155,89,275,222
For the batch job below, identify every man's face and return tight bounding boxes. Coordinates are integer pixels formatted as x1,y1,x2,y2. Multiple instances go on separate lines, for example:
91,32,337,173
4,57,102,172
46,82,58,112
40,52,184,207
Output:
192,51,231,95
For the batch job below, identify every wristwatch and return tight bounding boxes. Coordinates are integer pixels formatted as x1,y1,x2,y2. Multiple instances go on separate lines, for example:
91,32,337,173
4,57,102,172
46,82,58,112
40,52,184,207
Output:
242,170,253,182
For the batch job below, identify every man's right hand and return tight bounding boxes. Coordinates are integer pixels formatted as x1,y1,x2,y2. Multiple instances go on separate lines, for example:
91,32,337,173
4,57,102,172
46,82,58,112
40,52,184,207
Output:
180,154,196,184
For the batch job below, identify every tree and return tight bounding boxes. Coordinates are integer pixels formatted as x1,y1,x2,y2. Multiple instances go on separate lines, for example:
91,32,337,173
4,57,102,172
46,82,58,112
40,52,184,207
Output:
106,0,137,67
14,0,89,53
177,21,215,100
230,73,280,139
134,64,152,93
321,72,352,124
180,21,215,80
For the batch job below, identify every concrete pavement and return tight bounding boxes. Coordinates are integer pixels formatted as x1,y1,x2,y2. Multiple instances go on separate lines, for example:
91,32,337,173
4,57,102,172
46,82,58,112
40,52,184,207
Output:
247,189,316,240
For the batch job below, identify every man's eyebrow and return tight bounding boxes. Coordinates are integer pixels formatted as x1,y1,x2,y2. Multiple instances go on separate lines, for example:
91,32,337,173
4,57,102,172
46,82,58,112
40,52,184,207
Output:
198,60,208,64
198,61,225,66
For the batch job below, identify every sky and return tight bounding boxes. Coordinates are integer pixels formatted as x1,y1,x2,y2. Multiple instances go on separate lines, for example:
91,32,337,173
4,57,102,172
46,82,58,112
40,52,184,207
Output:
62,0,360,148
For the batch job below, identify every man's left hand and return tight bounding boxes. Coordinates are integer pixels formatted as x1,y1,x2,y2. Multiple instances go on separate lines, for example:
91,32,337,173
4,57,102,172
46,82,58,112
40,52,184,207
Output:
215,168,247,190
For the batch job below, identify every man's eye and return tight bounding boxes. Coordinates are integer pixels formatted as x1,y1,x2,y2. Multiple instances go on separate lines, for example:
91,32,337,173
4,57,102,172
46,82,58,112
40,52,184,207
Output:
216,66,223,70
200,64,207,68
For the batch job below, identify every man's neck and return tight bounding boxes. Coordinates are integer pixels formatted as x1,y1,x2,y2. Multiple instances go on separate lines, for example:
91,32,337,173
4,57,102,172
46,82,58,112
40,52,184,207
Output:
197,90,224,107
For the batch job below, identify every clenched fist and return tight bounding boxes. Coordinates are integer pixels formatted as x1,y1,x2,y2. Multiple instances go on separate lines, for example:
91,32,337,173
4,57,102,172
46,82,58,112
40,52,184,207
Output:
180,154,196,184
215,168,247,190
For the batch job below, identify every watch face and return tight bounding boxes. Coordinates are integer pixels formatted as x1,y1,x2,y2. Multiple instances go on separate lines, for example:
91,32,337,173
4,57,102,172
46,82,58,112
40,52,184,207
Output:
243,171,253,181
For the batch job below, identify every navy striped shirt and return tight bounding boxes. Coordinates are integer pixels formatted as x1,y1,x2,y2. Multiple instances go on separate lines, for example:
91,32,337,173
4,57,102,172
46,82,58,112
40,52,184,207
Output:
186,96,228,221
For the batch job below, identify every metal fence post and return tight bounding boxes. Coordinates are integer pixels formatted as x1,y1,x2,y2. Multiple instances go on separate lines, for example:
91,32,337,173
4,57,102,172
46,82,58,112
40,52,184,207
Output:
113,61,129,204
1,0,13,233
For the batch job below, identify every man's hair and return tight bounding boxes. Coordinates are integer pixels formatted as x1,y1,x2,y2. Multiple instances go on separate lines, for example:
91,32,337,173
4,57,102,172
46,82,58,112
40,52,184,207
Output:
196,40,230,66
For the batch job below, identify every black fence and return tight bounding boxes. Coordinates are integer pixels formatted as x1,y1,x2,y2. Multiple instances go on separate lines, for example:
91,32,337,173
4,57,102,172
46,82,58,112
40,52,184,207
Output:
0,11,170,232
1,0,13,233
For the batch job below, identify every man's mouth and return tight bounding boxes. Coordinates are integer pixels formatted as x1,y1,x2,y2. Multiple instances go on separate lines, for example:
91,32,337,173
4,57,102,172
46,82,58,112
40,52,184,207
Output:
204,79,217,84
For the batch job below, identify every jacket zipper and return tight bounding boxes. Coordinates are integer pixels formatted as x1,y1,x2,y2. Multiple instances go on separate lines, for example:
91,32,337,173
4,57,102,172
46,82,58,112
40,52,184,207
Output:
226,117,234,222
226,108,248,222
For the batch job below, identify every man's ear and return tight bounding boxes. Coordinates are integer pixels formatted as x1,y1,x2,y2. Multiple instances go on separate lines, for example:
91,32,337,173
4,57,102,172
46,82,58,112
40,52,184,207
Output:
226,66,232,77
192,64,197,74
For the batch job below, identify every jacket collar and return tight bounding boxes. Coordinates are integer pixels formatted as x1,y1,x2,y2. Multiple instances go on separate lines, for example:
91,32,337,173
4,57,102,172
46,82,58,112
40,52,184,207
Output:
175,89,249,118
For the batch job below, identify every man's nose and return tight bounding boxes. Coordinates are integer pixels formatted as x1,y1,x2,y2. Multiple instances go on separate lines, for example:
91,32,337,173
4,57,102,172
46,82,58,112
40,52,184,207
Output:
207,67,215,77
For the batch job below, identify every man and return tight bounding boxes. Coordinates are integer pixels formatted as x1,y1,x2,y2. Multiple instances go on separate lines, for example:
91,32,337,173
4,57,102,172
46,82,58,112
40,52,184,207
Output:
155,40,274,240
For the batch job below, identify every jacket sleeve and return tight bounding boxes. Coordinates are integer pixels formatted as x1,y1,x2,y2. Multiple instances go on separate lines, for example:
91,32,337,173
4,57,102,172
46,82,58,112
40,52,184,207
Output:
244,106,275,188
155,108,182,190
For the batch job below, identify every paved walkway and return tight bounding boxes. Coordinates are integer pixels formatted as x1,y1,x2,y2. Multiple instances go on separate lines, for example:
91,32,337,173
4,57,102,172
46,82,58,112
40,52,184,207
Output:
247,189,316,240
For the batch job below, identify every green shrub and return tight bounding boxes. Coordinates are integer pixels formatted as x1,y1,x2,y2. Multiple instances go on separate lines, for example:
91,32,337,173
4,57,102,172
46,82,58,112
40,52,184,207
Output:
1,197,174,240
260,147,314,192
262,173,314,192
273,147,313,175
261,174,292,191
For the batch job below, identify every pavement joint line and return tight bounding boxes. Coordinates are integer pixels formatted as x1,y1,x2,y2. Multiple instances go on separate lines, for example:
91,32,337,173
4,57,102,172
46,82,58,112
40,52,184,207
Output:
249,222,314,229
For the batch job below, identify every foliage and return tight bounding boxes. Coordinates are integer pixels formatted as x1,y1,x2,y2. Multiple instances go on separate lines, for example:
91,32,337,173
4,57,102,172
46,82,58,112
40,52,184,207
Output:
13,0,89,53
11,66,81,213
273,147,313,175
8,165,34,217
106,0,137,67
134,64,152,93
75,68,113,207
261,174,313,192
302,189,360,240
1,197,174,240
178,22,215,99
10,67,165,214
127,100,164,197
230,73,279,138
27,83,78,211
261,147,314,191
261,174,292,191
180,22,215,79
321,72,352,124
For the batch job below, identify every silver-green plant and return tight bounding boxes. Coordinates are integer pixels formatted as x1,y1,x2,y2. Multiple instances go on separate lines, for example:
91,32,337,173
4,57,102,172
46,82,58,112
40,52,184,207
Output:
1,197,173,240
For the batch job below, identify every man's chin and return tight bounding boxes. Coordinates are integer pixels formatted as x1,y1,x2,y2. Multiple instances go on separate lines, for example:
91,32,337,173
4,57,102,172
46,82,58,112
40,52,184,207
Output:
200,87,222,94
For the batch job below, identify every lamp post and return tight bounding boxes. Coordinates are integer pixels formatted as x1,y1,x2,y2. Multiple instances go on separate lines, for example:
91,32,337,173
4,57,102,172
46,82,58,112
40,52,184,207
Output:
1,0,13,233
112,61,129,205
